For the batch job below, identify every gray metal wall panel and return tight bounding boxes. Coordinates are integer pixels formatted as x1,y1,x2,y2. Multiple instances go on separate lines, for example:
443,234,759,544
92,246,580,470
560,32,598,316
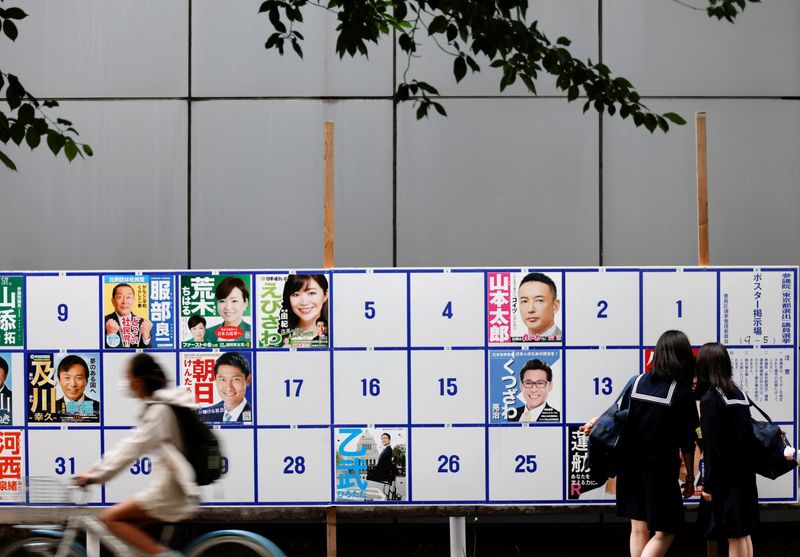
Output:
0,0,188,98
192,0,393,97
0,101,188,270
397,99,600,267
603,0,800,97
191,99,393,269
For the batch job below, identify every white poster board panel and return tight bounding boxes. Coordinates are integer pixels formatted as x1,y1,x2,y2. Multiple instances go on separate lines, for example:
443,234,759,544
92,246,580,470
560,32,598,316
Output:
410,426,485,502
258,427,330,503
26,429,101,503
720,270,795,346
410,272,484,347
729,348,794,423
332,273,407,348
565,271,639,346
410,349,484,424
201,428,254,503
102,428,158,503
26,275,100,349
754,426,796,500
642,271,717,346
488,426,563,502
564,349,640,424
102,352,177,427
333,351,407,424
256,351,330,426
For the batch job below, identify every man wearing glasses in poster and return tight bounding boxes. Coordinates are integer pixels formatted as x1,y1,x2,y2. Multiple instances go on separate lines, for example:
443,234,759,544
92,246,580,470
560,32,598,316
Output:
508,358,560,422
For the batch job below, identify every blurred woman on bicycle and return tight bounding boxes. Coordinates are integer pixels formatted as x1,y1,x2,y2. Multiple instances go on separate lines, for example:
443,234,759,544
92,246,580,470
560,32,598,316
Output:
75,353,199,557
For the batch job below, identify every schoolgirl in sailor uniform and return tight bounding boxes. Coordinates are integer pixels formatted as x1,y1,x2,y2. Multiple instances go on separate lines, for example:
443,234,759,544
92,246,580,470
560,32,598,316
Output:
616,330,699,557
696,342,759,557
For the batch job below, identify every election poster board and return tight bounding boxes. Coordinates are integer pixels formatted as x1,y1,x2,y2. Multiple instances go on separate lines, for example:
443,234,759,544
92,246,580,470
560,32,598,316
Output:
0,267,796,506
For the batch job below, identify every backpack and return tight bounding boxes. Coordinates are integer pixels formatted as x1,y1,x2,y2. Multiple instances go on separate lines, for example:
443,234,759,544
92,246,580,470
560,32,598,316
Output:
586,374,638,482
167,404,224,486
747,397,797,480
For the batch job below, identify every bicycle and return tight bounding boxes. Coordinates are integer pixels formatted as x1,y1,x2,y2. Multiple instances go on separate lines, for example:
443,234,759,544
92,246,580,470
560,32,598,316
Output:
0,478,287,557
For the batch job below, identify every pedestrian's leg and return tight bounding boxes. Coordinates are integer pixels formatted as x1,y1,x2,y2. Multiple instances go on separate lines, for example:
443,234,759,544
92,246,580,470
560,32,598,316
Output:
100,498,166,555
641,530,675,557
630,519,650,557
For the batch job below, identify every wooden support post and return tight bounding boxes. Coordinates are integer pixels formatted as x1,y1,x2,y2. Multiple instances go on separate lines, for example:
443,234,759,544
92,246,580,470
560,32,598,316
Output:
324,120,335,269
326,506,337,557
696,112,709,266
324,120,336,557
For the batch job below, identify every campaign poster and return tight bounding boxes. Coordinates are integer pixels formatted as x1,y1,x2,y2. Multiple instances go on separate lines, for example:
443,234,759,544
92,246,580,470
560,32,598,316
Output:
0,352,13,425
255,274,329,348
181,352,253,425
102,275,174,349
487,271,562,344
28,353,100,424
0,276,23,349
179,274,252,349
720,270,794,346
566,425,613,500
488,348,562,424
335,427,407,502
0,430,23,502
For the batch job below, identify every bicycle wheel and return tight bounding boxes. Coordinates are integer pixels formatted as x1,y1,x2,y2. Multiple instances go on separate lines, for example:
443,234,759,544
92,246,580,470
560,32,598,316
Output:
183,530,287,557
0,535,86,557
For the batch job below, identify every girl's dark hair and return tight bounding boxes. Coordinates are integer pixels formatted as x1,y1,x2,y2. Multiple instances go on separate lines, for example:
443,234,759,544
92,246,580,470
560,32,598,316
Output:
651,330,694,384
696,342,737,397
129,353,167,396
282,274,329,329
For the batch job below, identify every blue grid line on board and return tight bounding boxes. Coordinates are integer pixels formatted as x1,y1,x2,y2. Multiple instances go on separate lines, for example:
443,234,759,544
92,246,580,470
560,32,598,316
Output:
482,271,490,502
404,268,444,274
250,327,260,504
638,271,644,375
606,268,641,273
683,268,717,273
487,422,565,428
330,269,367,275
408,346,486,351
716,270,721,344
328,272,336,504
97,275,106,504
640,269,677,274
451,269,486,274
411,423,485,428
794,268,798,502
405,271,413,502
21,276,29,506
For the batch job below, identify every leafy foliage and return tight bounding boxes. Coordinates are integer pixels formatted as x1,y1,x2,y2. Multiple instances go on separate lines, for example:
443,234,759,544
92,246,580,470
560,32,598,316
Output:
0,2,92,171
706,0,760,22
260,0,756,132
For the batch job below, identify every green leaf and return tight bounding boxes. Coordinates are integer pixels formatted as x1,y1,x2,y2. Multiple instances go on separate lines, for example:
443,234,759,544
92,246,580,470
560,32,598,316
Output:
25,127,40,149
3,20,18,41
64,140,78,162
556,36,571,46
567,85,579,101
18,103,35,124
82,144,94,157
428,15,447,35
446,24,457,42
0,150,17,171
43,100,59,108
291,39,303,58
3,7,27,20
662,112,687,125
453,56,467,83
433,102,447,116
47,130,65,156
